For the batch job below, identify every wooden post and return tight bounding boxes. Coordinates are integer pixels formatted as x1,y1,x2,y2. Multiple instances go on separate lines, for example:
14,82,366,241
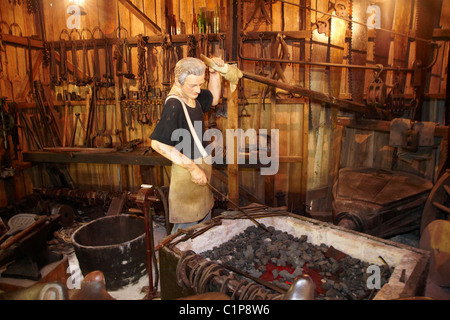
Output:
227,83,239,208
265,87,276,207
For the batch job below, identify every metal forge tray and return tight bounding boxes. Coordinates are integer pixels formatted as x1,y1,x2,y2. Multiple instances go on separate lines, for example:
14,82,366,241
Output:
159,213,430,300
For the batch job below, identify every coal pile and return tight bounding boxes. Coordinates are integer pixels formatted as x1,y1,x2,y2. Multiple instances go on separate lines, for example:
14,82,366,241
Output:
201,225,393,300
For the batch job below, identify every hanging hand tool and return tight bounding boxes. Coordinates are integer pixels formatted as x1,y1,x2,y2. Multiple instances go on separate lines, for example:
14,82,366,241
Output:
91,88,112,148
80,37,91,86
29,115,45,149
80,28,93,86
26,37,34,100
160,36,177,89
243,0,273,31
104,39,115,87
69,29,81,85
70,112,86,147
123,40,135,80
0,98,14,150
33,80,62,147
205,182,273,235
18,112,42,150
349,0,369,103
10,23,22,87
145,43,155,92
114,37,125,95
84,85,97,147
58,29,70,84
137,36,151,126
49,41,59,85
137,101,150,125
92,27,103,86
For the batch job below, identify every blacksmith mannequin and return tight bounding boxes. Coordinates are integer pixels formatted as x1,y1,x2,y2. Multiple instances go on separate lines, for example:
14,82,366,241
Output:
150,56,223,233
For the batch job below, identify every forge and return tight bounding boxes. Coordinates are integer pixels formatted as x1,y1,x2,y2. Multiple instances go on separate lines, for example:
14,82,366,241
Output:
159,212,429,300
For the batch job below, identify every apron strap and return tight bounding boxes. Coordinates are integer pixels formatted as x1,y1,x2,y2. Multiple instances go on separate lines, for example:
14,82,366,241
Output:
166,95,208,158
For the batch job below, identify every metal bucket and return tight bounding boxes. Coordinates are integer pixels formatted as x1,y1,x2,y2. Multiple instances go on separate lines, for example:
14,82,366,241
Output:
71,215,147,291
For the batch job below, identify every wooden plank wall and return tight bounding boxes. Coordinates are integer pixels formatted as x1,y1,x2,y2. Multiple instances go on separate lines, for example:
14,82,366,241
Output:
0,0,448,218
334,0,449,188
37,0,231,194
28,0,309,213
0,2,40,207
238,0,308,211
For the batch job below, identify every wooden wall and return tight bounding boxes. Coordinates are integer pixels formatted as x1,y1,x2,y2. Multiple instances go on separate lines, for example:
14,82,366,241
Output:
0,1,41,207
0,0,448,220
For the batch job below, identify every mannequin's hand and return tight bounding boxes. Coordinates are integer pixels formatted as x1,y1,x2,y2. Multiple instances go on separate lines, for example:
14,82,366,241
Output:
189,165,208,185
209,56,224,73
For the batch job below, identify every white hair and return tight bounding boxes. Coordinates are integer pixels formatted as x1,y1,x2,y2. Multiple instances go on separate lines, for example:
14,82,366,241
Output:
175,57,206,85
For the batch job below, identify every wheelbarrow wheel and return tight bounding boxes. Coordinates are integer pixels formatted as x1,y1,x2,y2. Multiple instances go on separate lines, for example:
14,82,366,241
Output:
420,169,450,234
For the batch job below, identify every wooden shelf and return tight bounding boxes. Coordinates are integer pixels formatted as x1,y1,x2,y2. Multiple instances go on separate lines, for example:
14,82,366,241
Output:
23,149,171,166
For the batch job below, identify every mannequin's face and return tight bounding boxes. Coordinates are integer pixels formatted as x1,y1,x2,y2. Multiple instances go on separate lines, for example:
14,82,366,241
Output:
177,73,205,100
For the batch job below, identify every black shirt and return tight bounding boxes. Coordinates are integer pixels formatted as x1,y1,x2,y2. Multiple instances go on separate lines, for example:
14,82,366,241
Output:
150,89,213,160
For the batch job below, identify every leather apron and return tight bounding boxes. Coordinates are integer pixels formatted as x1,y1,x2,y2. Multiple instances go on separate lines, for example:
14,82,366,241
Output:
165,94,214,224
169,155,214,223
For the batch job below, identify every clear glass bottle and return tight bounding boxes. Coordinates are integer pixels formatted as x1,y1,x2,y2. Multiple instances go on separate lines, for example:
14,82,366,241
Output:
213,6,220,33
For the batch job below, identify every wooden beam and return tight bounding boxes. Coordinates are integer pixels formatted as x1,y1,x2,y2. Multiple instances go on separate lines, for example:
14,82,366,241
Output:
0,34,44,49
117,0,162,34
16,50,43,101
337,117,449,137
22,150,172,166
227,85,239,208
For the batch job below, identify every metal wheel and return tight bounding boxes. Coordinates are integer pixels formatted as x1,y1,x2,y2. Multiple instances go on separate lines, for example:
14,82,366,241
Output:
420,169,450,234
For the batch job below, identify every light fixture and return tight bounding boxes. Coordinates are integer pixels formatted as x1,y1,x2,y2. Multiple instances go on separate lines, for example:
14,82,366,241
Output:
68,0,87,16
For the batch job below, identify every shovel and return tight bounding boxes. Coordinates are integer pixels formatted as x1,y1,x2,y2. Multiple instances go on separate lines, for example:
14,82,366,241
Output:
6,214,38,236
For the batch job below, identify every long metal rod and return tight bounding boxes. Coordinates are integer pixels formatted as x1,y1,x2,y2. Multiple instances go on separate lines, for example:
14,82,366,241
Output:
242,71,375,115
239,48,410,72
206,182,273,235
239,37,441,72
143,206,154,296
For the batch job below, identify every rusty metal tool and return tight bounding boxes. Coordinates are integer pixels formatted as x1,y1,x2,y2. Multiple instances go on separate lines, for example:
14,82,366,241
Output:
134,185,161,299
59,29,70,84
49,41,59,85
70,112,85,147
91,88,112,148
70,29,81,85
0,215,50,251
206,182,273,235
92,27,102,85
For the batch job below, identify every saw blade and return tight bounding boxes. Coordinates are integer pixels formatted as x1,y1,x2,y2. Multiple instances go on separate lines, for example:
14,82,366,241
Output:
411,0,442,119
349,0,368,103
309,0,330,130
328,1,348,99
390,0,413,91
372,0,395,83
